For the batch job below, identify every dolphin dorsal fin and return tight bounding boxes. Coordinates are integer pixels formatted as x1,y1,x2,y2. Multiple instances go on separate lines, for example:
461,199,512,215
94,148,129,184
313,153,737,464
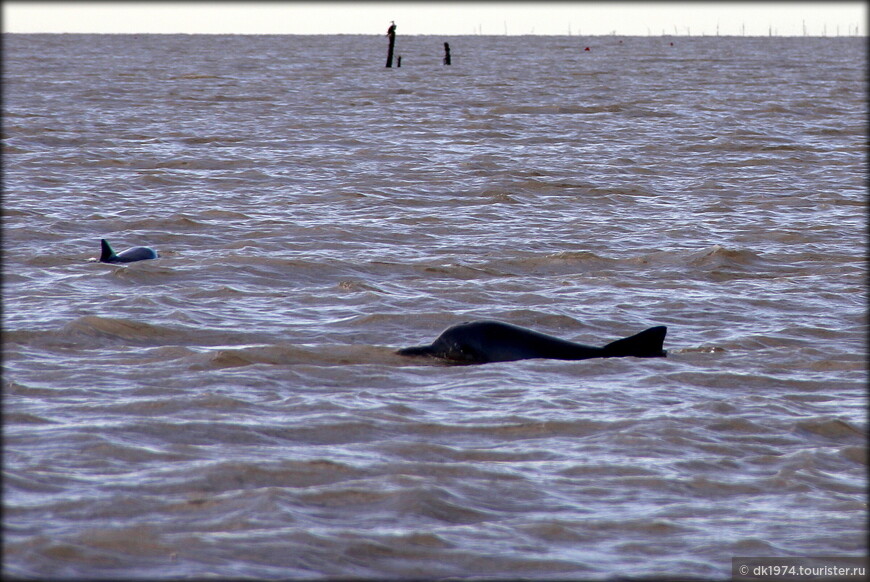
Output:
99,239,116,262
603,326,667,358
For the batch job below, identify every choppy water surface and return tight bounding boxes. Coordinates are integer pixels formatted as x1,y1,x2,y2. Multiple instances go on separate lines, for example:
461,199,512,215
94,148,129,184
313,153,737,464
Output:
3,33,867,579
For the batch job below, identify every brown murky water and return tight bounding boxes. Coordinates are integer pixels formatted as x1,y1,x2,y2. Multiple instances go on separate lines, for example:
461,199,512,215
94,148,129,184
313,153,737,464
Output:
3,33,866,579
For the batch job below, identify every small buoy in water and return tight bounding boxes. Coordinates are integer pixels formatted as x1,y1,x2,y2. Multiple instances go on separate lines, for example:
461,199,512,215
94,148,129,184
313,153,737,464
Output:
584,46,590,51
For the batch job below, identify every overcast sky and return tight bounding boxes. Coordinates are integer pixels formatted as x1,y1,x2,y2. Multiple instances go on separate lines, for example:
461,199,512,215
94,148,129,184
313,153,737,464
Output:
3,2,866,37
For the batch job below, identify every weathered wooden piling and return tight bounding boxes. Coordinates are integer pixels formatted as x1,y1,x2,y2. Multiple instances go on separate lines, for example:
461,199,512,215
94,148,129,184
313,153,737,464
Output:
386,21,397,67
443,42,451,65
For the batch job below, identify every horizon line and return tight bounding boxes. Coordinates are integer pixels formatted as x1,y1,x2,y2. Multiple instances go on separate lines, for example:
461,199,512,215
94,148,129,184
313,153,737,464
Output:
3,31,867,38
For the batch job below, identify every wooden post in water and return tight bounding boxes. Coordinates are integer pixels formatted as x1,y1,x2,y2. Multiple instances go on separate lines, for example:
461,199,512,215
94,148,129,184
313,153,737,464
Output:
386,21,397,67
443,42,451,65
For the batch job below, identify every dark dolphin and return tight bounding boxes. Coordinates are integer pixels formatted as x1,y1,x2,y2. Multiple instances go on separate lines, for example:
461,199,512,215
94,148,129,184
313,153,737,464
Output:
397,320,667,364
99,239,159,263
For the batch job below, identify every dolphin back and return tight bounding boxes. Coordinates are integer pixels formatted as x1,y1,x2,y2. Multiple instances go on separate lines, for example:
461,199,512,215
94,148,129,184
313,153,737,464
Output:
99,239,158,263
602,326,668,358
397,321,668,365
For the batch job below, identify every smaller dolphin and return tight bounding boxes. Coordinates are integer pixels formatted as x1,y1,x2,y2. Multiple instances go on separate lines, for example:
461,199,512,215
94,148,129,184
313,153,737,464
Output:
398,320,667,365
99,239,159,263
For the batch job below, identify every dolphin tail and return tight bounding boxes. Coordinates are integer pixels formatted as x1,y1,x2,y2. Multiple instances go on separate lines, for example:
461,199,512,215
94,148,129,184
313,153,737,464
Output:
602,326,667,358
99,239,116,262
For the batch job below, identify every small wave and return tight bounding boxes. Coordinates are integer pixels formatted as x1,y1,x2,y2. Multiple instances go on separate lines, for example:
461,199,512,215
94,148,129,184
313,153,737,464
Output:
575,517,696,536
676,346,727,354
105,263,178,284
192,459,367,491
2,144,32,155
421,262,504,279
51,524,175,561
558,464,659,478
687,244,763,267
0,207,42,218
3,380,67,398
483,250,618,277
793,418,865,440
407,418,632,441
3,412,56,425
336,280,384,293
805,358,866,372
150,157,251,171
297,484,400,508
519,521,591,543
61,315,195,345
625,106,679,118
3,471,67,495
190,344,398,370
134,171,193,186
186,285,247,299
178,136,245,145
839,446,866,465
211,93,274,103
169,73,226,80
379,441,558,464
524,250,614,266
491,104,623,115
82,392,252,417
410,488,499,525
472,188,522,203
80,441,194,464
197,209,252,220
124,215,204,230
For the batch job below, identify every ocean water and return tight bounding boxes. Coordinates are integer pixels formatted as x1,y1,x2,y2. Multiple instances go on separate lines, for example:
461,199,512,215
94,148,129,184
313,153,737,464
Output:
2,33,867,579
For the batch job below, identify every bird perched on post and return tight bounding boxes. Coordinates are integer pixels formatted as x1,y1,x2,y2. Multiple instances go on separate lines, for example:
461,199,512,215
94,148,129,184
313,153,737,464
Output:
387,21,396,36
